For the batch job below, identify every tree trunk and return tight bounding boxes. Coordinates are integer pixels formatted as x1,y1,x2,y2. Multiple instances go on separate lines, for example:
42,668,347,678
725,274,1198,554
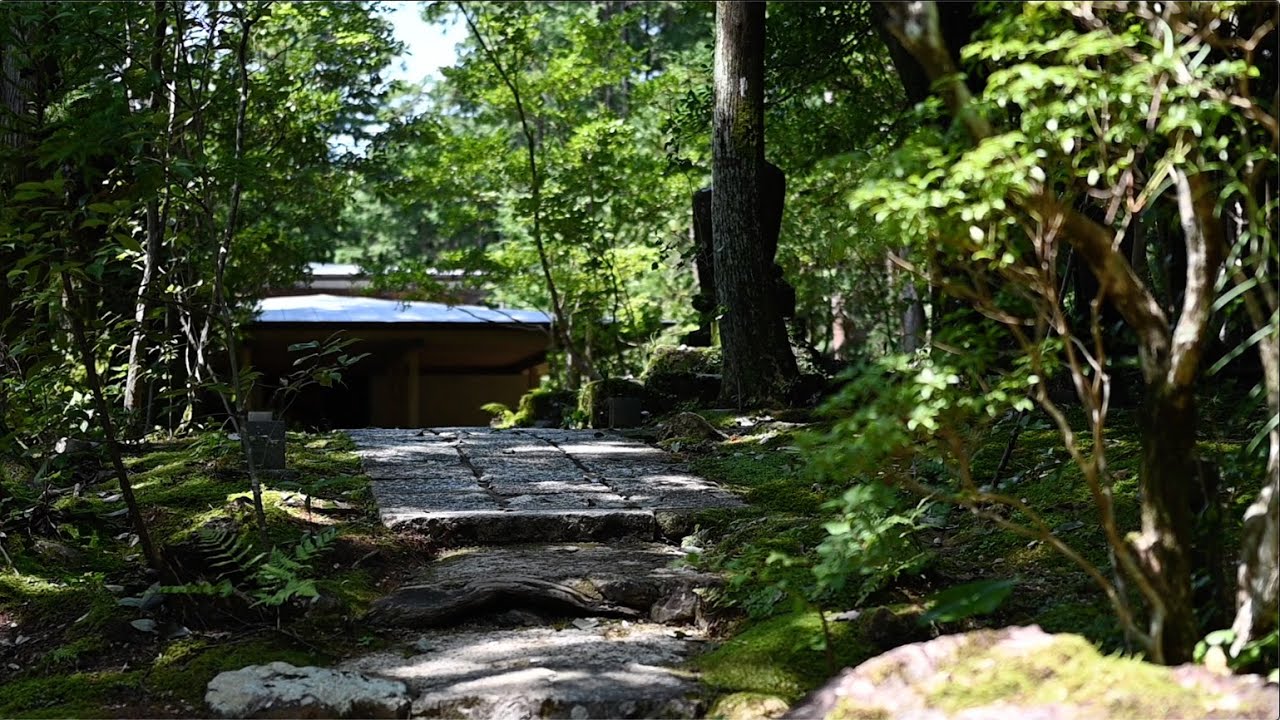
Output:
712,0,796,407
60,272,161,571
123,0,169,426
1230,282,1279,655
458,3,595,389
1134,382,1200,663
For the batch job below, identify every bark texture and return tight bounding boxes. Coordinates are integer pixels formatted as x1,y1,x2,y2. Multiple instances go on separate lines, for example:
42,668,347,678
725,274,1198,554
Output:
711,1,797,406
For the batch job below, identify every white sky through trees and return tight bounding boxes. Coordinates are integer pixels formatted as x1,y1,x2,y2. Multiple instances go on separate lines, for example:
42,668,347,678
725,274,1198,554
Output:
384,1,467,86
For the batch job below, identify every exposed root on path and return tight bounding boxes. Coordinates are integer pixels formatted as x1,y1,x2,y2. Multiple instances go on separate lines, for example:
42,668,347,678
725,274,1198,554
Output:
369,576,643,627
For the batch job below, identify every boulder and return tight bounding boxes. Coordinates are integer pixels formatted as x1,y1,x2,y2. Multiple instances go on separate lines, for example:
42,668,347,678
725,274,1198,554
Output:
650,585,702,625
785,625,1279,720
642,346,723,405
205,662,410,719
657,412,728,443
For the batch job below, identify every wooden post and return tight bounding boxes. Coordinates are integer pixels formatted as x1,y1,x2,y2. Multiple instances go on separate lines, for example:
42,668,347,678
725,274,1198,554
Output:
407,350,420,427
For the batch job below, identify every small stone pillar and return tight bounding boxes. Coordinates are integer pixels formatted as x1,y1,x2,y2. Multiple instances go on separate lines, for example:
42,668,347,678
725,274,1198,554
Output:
246,411,286,471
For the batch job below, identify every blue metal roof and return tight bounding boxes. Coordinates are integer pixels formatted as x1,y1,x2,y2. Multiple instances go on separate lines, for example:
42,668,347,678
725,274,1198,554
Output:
254,294,551,325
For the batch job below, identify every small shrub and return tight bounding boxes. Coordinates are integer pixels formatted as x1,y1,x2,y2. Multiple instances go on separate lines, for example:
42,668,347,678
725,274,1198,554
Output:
511,387,577,428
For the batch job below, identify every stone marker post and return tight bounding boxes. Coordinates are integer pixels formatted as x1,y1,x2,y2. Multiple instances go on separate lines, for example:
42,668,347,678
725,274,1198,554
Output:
246,410,286,471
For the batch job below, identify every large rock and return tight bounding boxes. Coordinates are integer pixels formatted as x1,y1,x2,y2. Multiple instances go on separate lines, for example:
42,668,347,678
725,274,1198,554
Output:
205,662,410,719
641,346,723,406
785,625,1279,720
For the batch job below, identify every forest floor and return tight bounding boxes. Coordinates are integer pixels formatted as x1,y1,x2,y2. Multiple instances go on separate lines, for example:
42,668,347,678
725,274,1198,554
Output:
0,399,1265,717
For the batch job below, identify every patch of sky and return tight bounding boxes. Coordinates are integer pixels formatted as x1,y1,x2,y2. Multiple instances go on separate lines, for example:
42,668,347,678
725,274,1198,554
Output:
330,2,467,155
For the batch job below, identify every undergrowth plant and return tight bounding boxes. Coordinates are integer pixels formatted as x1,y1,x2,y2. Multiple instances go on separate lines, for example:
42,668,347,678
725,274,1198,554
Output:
162,526,338,609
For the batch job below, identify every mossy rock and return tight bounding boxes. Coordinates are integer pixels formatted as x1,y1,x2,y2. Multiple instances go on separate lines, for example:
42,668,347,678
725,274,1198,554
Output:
642,346,723,406
511,387,577,428
787,625,1280,720
643,345,722,378
577,378,660,428
706,692,789,720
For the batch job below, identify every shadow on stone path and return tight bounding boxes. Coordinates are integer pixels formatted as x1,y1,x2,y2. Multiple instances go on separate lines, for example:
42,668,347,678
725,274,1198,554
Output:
340,427,745,718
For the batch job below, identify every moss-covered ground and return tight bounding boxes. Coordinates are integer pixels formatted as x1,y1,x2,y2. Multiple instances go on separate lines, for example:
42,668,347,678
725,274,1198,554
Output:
679,399,1270,712
0,430,419,718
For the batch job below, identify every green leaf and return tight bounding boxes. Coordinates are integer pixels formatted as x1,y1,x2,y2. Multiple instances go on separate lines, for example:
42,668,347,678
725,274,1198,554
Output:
920,578,1017,624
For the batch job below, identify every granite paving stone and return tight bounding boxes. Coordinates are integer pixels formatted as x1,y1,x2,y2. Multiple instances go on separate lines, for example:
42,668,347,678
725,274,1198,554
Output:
347,428,743,542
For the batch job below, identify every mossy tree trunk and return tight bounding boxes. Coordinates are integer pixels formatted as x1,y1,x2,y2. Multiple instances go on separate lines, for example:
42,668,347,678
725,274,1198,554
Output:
711,0,797,407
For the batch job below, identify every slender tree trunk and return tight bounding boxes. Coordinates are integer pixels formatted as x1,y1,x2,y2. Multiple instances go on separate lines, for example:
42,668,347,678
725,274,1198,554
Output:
712,0,796,407
458,3,595,389
60,272,161,571
211,7,268,544
1230,274,1279,655
123,0,169,426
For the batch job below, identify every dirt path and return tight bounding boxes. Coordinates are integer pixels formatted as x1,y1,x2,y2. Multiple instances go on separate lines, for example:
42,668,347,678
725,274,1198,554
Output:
340,427,744,718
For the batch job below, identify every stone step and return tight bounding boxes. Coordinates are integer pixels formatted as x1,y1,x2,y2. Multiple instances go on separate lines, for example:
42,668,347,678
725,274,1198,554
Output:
370,542,717,628
340,622,705,719
381,508,661,544
350,427,744,547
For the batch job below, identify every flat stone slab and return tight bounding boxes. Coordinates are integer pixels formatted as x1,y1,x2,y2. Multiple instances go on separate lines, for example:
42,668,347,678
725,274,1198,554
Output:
348,428,743,544
384,509,658,543
370,543,717,627
340,622,704,719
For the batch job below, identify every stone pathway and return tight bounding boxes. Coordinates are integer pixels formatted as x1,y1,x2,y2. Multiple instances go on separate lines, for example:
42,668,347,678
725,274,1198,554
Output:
340,427,745,718
349,427,741,542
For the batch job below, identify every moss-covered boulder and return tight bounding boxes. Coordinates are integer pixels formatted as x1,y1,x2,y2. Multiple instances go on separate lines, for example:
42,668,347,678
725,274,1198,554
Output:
785,625,1279,720
641,346,722,405
510,387,577,428
577,378,661,428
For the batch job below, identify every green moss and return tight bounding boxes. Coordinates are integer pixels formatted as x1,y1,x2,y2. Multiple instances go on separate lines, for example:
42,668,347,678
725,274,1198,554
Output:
641,346,723,403
692,444,816,514
510,387,576,428
0,671,143,718
0,430,385,717
0,574,119,631
134,473,246,511
643,345,722,379
315,568,381,616
695,610,872,702
926,634,1212,719
1035,599,1121,642
287,431,363,478
695,410,745,431
147,637,324,704
35,635,109,672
